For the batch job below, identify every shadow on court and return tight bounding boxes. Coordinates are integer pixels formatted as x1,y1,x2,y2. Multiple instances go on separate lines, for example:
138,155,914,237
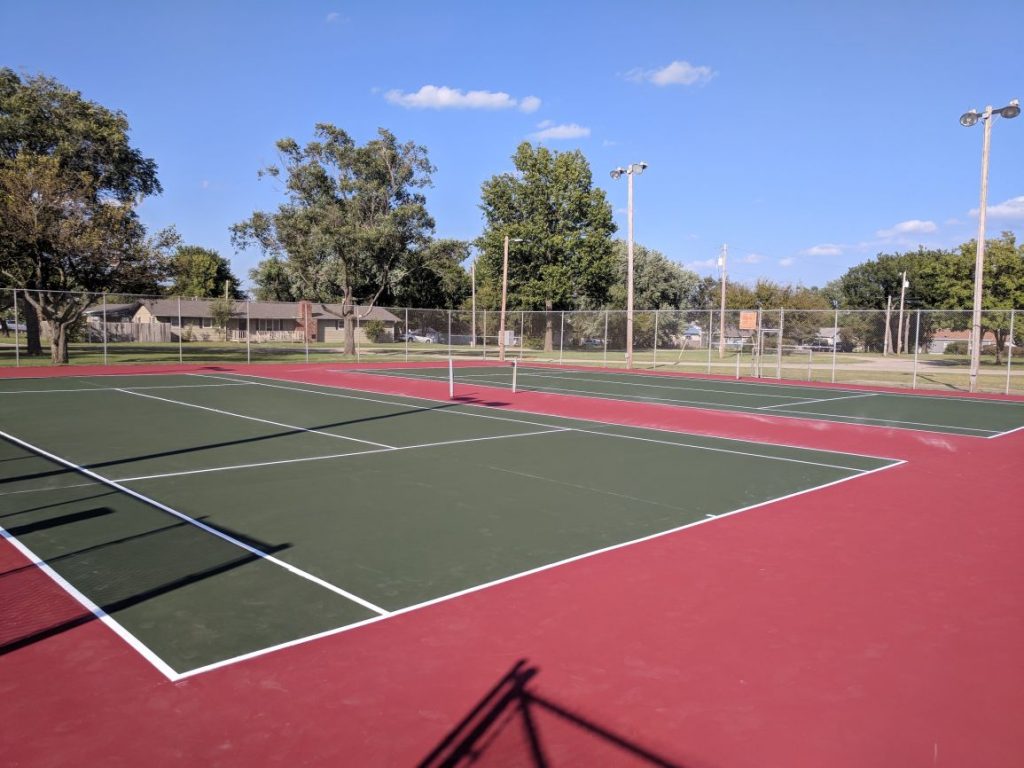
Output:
0,508,290,657
418,660,694,768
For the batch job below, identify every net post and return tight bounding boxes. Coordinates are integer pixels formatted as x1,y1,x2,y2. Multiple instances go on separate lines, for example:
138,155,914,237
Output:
448,357,454,399
511,359,517,394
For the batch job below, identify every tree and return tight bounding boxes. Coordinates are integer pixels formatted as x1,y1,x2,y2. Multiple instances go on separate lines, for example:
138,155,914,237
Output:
0,69,163,363
249,256,299,302
232,124,435,355
606,241,700,310
168,245,243,299
477,142,617,351
390,238,471,309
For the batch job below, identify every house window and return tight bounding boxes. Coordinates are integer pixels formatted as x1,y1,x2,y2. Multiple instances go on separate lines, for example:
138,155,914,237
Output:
201,317,214,328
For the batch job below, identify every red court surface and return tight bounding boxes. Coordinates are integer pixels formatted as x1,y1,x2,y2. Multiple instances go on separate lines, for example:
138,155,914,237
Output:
2,362,1023,767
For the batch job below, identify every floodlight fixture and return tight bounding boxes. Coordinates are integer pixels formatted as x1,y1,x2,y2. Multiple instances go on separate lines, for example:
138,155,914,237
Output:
996,99,1020,119
610,167,625,179
960,109,980,127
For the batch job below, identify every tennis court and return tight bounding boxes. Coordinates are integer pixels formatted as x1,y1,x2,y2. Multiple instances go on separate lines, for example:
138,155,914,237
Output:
1,370,899,677
353,363,1024,438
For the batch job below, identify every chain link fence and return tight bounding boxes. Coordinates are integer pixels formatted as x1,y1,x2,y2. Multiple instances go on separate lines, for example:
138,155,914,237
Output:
2,288,1021,393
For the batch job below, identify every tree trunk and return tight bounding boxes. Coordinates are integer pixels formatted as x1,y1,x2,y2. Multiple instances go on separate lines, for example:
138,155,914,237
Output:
544,300,554,352
23,298,43,356
50,322,69,365
994,329,1005,366
343,313,356,356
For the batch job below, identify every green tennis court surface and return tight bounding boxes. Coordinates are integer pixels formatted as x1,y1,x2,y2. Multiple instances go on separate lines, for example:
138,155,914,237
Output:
352,364,1024,438
2,372,898,676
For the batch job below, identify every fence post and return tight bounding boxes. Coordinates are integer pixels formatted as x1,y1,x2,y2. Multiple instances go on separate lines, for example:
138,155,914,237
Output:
101,292,108,366
355,313,361,363
652,310,659,368
1007,309,1016,395
304,302,310,363
448,309,452,357
707,309,713,374
912,310,921,389
601,311,608,365
777,308,784,379
807,348,813,381
246,300,251,364
13,289,20,367
177,297,183,364
519,311,525,361
482,309,487,359
831,306,839,383
559,311,565,365
404,308,409,362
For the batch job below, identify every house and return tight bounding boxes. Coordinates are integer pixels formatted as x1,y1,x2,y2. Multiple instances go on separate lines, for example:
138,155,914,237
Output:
125,298,400,343
927,328,998,354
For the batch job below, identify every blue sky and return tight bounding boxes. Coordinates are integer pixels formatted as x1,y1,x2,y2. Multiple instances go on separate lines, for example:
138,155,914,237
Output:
3,1,1022,292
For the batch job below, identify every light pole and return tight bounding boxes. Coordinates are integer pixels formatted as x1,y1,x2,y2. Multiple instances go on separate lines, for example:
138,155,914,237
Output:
896,271,909,354
960,99,1020,392
498,234,522,362
610,162,648,369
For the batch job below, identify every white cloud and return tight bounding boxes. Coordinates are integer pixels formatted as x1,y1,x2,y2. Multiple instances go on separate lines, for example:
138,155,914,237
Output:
741,253,763,264
325,11,341,22
686,258,718,271
779,257,795,267
518,95,541,114
627,60,715,87
383,85,541,112
876,219,937,238
200,180,210,189
528,122,590,141
802,244,843,256
970,195,1024,220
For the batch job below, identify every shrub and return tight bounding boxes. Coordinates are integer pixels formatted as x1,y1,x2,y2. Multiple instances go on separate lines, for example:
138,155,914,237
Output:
943,341,968,355
363,319,388,343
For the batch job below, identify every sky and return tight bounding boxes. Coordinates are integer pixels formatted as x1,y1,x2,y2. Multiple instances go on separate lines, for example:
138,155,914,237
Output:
2,0,1022,293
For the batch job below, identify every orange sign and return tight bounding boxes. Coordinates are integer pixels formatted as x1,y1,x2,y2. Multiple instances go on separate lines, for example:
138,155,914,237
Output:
739,311,758,330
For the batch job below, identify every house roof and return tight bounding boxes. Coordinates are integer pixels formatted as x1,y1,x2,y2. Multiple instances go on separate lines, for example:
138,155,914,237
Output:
139,298,399,323
83,303,140,317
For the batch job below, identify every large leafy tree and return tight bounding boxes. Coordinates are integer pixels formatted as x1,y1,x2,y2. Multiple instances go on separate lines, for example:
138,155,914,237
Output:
232,124,435,354
389,238,471,309
168,245,243,299
249,256,299,302
0,69,164,363
477,142,617,351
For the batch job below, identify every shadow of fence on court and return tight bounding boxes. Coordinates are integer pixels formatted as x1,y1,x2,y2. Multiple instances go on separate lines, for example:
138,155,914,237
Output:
418,659,698,768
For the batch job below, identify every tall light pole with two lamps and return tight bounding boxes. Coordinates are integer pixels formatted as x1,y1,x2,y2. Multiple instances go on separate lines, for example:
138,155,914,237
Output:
959,99,1020,392
610,162,648,369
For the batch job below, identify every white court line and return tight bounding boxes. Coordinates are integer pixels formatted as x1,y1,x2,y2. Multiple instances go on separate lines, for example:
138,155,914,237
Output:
987,423,1024,439
0,523,181,680
0,481,99,498
192,372,895,470
757,392,880,410
115,428,570,483
116,388,395,450
763,407,998,434
174,457,906,680
0,429,390,663
0,382,252,395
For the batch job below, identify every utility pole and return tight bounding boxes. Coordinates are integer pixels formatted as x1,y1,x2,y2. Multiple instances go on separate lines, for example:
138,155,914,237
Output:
896,271,909,354
718,244,728,358
470,260,476,347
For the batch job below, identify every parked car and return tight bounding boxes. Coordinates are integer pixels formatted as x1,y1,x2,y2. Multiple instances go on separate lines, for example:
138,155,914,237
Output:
399,329,440,343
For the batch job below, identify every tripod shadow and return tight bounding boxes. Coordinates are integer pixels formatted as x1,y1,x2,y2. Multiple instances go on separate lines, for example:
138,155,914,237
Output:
418,659,697,768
